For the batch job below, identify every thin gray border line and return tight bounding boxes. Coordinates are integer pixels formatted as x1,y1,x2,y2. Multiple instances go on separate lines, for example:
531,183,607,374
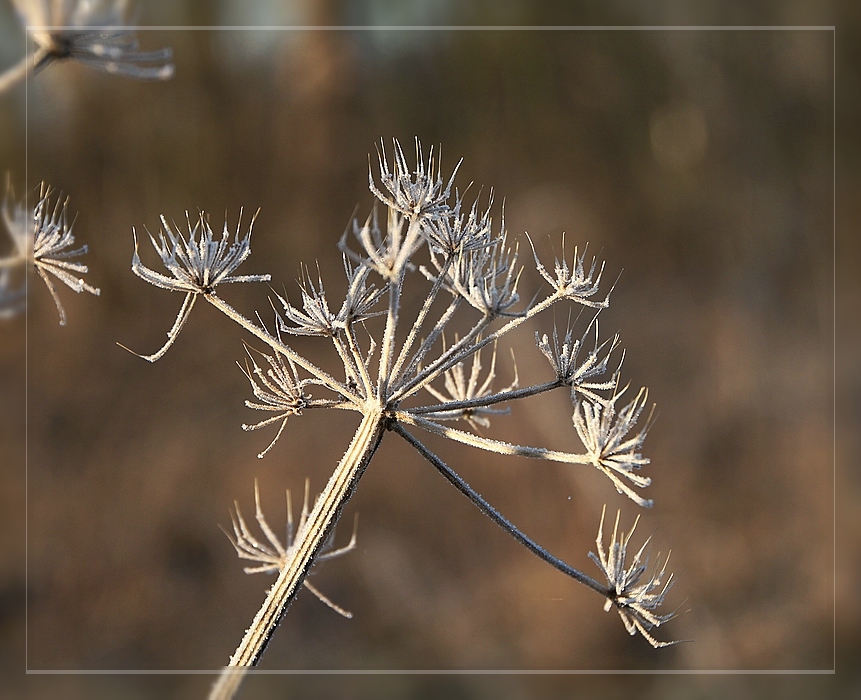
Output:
832,23,837,675
24,22,29,678
27,669,835,675
22,24,837,676
26,24,836,31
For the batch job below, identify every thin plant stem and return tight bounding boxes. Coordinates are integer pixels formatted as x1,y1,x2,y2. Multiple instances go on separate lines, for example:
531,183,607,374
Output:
393,291,562,403
205,292,363,406
409,379,562,414
0,46,51,93
344,323,375,398
389,253,454,384
392,423,608,596
395,410,592,465
377,217,421,398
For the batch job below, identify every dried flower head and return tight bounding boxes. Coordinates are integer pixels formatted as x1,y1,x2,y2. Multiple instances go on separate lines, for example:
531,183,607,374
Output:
126,210,270,361
369,138,460,221
590,505,681,648
240,344,340,458
1,183,100,325
530,233,610,308
339,207,410,281
536,320,622,405
274,264,338,338
11,0,174,80
421,191,495,258
572,387,654,508
425,232,523,317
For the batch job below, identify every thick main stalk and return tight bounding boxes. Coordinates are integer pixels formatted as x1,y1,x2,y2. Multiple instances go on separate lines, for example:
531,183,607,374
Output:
209,410,385,699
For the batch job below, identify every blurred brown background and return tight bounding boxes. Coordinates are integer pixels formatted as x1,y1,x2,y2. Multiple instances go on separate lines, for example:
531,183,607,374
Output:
0,1,855,699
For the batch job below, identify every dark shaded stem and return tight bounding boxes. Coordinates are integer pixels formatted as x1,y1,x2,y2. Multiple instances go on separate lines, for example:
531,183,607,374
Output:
392,422,607,597
409,379,562,415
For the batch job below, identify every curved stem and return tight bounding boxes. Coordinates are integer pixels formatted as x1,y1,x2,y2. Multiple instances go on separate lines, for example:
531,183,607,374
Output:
395,410,591,465
118,291,196,362
392,422,607,596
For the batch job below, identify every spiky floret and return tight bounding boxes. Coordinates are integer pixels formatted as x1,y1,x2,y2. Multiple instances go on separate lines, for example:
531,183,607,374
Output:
590,506,682,648
536,319,622,405
529,233,610,308
369,138,460,221
573,387,654,508
125,210,270,361
1,183,100,325
132,210,268,294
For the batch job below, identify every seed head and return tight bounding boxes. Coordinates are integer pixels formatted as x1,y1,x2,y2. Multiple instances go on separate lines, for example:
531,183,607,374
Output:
572,388,654,508
590,506,681,648
536,320,621,404
132,210,269,295
369,138,460,221
2,183,100,325
13,0,175,80
530,234,609,307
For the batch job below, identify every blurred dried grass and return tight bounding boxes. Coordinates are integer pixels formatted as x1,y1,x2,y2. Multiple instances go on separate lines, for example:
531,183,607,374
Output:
0,1,850,698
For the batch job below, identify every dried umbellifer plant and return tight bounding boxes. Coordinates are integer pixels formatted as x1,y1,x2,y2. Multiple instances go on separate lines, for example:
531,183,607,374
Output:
123,139,684,698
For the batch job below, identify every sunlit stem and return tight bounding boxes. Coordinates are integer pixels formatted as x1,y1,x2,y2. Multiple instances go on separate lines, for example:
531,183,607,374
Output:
344,323,374,398
332,332,363,395
204,293,363,406
209,410,385,700
390,306,494,404
395,295,461,391
389,253,455,385
118,291,197,362
377,216,422,399
395,411,592,465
